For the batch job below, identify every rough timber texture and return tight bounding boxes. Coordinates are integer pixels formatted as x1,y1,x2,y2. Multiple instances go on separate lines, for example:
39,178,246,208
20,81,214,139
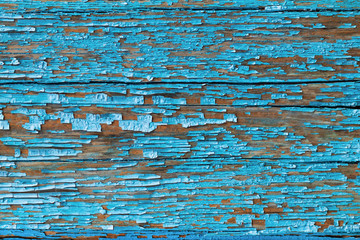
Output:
1,0,359,11
1,0,360,239
0,159,359,237
1,98,360,162
0,10,360,83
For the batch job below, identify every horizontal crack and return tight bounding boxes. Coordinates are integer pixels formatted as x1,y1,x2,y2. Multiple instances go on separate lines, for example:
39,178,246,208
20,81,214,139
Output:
4,7,360,14
0,79,358,86
3,156,359,164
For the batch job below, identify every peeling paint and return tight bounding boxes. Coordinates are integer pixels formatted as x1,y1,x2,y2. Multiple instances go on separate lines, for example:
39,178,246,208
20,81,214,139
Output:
0,1,359,239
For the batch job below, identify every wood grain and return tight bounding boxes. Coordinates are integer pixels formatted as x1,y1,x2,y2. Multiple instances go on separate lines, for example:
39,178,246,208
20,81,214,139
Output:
1,0,359,12
0,159,359,237
1,0,360,238
0,10,359,83
0,102,359,162
0,82,359,107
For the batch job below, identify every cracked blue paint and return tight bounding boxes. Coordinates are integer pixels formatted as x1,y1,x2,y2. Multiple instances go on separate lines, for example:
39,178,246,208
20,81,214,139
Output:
0,1,359,239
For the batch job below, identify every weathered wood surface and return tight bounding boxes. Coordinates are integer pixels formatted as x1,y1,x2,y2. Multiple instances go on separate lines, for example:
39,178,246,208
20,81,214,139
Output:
1,0,360,239
0,82,360,107
0,97,360,162
1,0,359,11
0,10,360,83
0,159,359,238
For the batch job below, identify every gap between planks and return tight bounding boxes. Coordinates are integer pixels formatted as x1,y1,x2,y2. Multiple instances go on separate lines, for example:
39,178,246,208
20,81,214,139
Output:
7,7,360,14
3,156,360,164
0,80,359,86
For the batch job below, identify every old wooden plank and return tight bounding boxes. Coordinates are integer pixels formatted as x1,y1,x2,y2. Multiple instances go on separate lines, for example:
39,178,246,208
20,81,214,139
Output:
1,0,359,12
0,232,354,240
0,82,359,107
0,159,358,236
0,104,359,162
1,0,359,239
1,10,360,83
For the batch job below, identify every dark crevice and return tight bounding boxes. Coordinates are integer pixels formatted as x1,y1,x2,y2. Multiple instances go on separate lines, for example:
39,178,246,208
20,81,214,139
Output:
5,103,360,108
250,105,360,109
5,156,360,164
0,79,358,86
1,103,360,110
1,234,359,239
5,7,360,14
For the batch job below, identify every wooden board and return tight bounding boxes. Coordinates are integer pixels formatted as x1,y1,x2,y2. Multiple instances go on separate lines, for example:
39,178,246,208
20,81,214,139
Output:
1,0,359,11
0,82,359,107
0,159,359,238
0,10,360,83
1,0,360,239
0,84,359,163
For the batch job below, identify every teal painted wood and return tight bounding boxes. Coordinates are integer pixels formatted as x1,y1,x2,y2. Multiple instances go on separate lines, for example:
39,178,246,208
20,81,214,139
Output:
0,104,360,162
0,159,359,238
0,10,359,83
1,0,359,12
0,83,359,238
0,1,360,239
0,82,359,107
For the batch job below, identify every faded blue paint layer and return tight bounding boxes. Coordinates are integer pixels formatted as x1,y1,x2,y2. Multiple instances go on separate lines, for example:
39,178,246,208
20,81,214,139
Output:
0,11,359,83
0,159,359,236
0,1,359,238
1,0,359,11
